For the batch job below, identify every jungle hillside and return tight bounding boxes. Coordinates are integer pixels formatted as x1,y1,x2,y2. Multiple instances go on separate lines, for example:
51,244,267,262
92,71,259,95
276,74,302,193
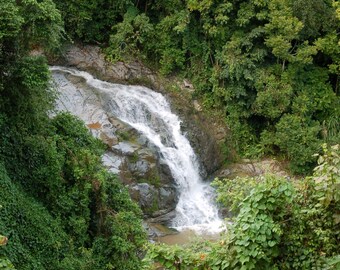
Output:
1,0,339,269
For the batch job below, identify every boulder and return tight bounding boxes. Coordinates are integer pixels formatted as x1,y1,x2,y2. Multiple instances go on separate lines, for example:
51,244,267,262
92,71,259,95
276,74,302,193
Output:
142,222,178,239
147,210,177,225
101,152,123,174
112,142,139,156
130,183,178,219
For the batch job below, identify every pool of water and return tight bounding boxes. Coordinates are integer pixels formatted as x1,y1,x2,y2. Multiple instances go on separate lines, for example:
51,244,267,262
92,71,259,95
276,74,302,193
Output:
156,228,222,245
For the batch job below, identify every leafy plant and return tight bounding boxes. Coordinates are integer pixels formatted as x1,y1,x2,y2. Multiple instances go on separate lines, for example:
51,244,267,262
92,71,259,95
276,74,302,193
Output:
145,145,340,269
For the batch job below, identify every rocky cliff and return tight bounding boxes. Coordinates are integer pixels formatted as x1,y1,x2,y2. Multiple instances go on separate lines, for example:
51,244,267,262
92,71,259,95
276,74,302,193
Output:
51,44,229,222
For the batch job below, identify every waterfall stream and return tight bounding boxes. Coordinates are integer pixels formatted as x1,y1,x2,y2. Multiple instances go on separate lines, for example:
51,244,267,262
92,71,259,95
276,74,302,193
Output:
51,66,223,234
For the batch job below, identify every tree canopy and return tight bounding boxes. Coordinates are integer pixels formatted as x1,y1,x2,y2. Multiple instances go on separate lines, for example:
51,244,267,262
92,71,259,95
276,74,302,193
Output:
0,0,339,269
54,0,340,173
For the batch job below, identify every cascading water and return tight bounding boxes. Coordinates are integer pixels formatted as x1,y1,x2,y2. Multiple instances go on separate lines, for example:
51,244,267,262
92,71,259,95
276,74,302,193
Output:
50,66,223,233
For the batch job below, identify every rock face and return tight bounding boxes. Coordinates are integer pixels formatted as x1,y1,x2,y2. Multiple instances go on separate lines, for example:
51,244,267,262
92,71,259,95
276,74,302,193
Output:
216,158,289,179
52,70,178,220
51,44,230,223
53,44,229,176
55,45,160,90
129,184,177,218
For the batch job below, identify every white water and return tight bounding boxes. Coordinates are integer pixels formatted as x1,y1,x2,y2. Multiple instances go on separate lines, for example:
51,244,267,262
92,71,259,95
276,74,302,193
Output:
50,66,223,234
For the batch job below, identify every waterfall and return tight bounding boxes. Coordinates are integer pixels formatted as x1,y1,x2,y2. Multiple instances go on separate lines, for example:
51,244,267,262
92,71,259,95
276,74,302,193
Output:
50,66,223,233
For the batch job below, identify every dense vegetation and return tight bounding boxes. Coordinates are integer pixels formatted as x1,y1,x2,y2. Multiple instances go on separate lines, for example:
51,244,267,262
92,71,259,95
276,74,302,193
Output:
55,0,340,174
1,0,339,269
0,0,145,269
145,144,340,269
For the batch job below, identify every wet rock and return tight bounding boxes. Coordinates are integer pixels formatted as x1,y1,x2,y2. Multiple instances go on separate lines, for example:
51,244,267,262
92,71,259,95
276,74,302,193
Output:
218,169,231,178
137,148,155,160
158,160,174,185
102,152,123,174
112,142,139,156
125,149,159,181
128,160,153,177
137,134,149,146
143,222,178,238
53,69,179,219
130,183,157,209
158,186,178,210
108,117,126,131
129,183,178,219
148,210,177,224
99,132,118,147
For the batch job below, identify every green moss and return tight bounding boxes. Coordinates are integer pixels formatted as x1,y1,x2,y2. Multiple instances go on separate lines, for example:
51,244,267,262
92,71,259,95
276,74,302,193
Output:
129,152,139,163
117,130,130,141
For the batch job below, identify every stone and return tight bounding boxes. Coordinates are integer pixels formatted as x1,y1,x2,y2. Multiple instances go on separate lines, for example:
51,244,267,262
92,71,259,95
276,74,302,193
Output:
137,148,155,160
137,134,149,146
158,160,174,185
128,160,151,177
183,79,194,89
143,222,178,238
99,132,119,147
218,169,231,178
148,210,177,224
158,186,178,210
129,182,178,219
130,183,156,209
108,117,126,130
193,100,202,112
112,142,139,156
101,152,123,174
216,158,289,179
87,122,101,129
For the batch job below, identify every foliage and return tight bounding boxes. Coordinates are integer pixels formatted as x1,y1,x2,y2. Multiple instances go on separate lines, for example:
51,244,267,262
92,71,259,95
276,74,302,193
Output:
271,114,321,174
0,0,23,41
0,221,15,270
0,112,146,269
0,163,69,269
0,0,63,54
145,144,340,269
55,0,340,174
53,0,133,42
312,144,340,211
1,56,55,134
144,236,232,270
0,258,15,270
213,176,259,215
230,176,294,270
106,6,154,62
0,1,147,268
18,0,64,51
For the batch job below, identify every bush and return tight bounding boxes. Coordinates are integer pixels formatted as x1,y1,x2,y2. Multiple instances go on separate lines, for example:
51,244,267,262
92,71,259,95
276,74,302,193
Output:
272,114,321,174
145,144,340,269
0,113,147,269
0,163,69,270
